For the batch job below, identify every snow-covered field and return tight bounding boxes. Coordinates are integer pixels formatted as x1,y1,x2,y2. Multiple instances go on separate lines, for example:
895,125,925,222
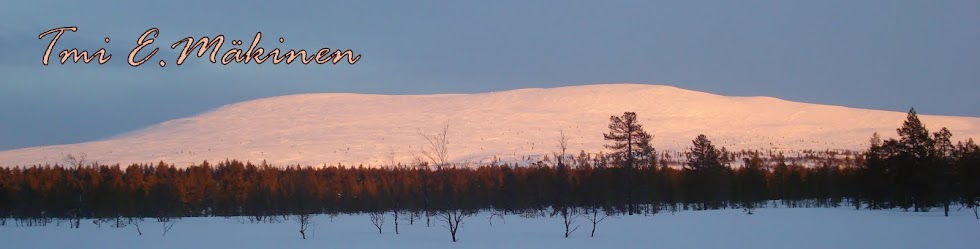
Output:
2,207,976,249
2,83,979,167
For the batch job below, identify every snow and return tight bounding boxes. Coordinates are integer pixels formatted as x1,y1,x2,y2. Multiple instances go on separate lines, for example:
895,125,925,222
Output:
1,83,978,167
1,207,977,248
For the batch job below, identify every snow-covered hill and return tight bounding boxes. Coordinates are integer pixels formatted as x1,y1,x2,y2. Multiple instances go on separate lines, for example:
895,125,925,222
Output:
2,84,978,167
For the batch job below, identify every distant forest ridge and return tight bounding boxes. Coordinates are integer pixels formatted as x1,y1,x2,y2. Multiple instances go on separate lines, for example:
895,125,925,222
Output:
0,109,978,228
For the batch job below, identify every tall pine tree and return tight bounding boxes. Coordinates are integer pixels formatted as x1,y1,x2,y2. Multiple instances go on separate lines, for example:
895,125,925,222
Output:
603,112,655,215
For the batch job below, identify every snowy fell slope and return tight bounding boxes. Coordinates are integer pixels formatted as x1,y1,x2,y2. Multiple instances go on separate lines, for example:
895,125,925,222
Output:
1,84,978,167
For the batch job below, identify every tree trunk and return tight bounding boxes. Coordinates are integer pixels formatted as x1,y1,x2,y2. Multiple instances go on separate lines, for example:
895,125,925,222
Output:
393,210,399,235
564,209,570,238
449,212,458,242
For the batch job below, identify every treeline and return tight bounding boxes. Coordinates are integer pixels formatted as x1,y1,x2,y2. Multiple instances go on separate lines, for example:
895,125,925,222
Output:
0,109,978,225
0,157,868,221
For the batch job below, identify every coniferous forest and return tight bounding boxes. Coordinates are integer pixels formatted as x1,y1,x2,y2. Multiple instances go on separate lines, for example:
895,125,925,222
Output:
1,109,978,235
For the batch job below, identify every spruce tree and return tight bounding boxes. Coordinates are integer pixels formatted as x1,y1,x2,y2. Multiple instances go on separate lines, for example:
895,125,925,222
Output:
896,108,935,211
686,134,729,209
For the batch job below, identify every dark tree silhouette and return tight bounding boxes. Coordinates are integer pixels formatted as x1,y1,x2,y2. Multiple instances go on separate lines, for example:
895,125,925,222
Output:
553,130,578,238
738,153,768,214
369,211,385,234
955,139,980,219
296,213,313,239
585,205,609,237
438,209,470,242
686,134,730,209
603,112,655,215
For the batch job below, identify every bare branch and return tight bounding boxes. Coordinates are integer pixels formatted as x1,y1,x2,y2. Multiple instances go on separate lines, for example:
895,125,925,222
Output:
296,213,314,239
554,130,569,168
162,221,176,236
63,153,87,168
369,211,385,234
385,146,398,168
417,121,450,168
436,209,469,242
585,206,611,237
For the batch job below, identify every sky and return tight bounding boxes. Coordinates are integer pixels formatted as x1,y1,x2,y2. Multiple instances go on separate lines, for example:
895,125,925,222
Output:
0,0,978,151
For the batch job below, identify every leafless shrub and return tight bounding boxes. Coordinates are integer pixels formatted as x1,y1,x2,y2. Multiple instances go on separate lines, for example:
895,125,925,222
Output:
585,206,611,237
369,211,385,234
488,209,505,226
296,213,316,239
418,122,450,168
161,219,177,236
437,209,472,242
63,153,87,168
559,207,580,238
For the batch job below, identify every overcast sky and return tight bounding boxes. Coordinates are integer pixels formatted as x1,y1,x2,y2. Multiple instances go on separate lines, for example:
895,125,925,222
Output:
1,0,978,150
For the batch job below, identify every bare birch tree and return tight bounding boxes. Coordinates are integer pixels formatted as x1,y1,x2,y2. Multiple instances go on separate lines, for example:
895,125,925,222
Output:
585,206,610,237
553,130,578,238
418,122,450,168
63,152,87,168
369,211,385,234
554,130,569,168
561,208,580,238
437,209,471,242
296,213,315,239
